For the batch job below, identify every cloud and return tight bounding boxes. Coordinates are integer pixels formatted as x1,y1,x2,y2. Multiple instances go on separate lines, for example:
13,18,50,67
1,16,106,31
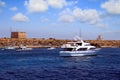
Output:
67,0,78,6
48,0,67,8
0,0,5,13
101,0,120,15
95,23,108,28
0,0,5,7
24,0,75,13
59,8,74,23
10,6,18,11
88,0,98,2
73,8,100,24
12,13,29,22
41,18,49,22
59,8,72,15
59,15,74,23
24,0,48,13
106,30,120,33
59,8,101,25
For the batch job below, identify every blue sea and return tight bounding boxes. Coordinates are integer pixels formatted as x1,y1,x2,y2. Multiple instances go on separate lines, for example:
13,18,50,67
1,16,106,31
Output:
0,48,120,80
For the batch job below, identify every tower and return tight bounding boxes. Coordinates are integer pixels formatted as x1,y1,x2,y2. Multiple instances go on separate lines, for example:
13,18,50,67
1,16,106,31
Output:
97,35,103,40
11,32,26,39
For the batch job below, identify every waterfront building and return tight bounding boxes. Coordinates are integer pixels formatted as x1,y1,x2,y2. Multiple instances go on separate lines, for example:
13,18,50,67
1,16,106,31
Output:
97,35,103,40
11,32,26,39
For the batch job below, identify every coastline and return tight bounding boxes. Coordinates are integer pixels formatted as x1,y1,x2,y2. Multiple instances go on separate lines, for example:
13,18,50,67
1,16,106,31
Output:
0,38,120,48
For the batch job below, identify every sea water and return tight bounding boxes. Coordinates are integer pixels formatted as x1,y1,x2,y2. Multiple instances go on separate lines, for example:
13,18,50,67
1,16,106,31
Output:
0,48,120,80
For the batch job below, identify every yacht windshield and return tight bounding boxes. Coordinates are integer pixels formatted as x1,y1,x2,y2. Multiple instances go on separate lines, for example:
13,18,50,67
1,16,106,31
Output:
90,48,96,50
64,48,73,51
76,43,82,46
77,48,87,51
85,44,91,46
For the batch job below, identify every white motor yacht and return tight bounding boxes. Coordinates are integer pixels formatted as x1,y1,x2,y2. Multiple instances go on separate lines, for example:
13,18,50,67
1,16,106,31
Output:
60,37,100,57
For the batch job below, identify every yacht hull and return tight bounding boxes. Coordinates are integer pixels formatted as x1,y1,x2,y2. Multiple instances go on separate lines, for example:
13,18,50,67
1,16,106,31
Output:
59,50,98,57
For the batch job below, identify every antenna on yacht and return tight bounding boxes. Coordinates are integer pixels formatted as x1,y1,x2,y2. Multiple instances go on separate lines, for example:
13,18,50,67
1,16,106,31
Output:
74,28,83,41
79,28,84,43
79,28,82,39
79,28,83,40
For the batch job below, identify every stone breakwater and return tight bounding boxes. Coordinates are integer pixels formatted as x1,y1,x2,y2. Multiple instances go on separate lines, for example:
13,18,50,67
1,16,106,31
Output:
0,38,120,48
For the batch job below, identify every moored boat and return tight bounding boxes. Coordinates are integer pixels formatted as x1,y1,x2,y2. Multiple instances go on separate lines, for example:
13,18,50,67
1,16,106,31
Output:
47,47,56,50
1,46,15,50
16,45,32,51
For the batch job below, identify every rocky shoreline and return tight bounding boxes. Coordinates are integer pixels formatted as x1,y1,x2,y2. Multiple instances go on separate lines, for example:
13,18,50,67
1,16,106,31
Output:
0,38,120,48
86,40,120,48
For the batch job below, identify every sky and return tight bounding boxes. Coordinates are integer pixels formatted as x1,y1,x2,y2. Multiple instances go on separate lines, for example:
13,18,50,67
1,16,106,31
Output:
0,0,120,40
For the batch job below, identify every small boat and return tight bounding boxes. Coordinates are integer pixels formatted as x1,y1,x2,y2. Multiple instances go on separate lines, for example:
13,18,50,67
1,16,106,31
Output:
47,47,56,50
16,45,32,51
59,36,100,57
1,46,15,50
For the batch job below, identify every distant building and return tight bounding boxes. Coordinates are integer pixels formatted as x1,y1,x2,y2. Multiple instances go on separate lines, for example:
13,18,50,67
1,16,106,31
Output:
49,38,56,40
11,32,26,39
97,35,103,40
